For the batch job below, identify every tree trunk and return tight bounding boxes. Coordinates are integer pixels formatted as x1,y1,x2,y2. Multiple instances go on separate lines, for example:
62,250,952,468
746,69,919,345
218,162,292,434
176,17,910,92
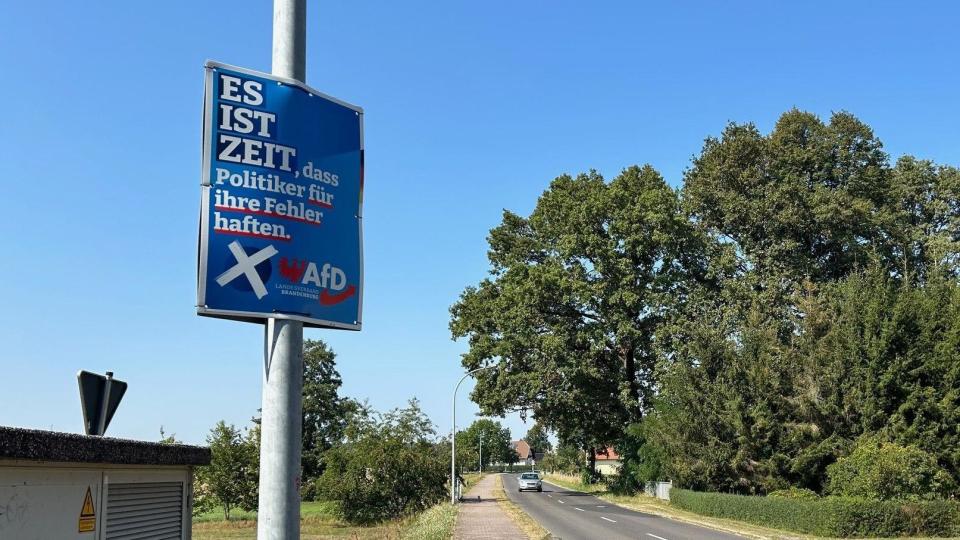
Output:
621,344,641,414
588,447,596,475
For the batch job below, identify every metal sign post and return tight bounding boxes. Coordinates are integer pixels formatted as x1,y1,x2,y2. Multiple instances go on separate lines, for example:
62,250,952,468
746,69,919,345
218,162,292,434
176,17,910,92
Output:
196,0,363,536
259,2,305,539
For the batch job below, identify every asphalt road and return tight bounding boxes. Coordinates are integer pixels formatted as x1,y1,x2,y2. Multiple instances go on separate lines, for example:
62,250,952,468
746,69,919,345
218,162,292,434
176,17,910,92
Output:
502,474,743,540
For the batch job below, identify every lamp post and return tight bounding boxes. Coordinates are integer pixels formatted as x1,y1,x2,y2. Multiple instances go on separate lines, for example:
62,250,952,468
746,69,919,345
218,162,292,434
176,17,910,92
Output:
451,365,495,504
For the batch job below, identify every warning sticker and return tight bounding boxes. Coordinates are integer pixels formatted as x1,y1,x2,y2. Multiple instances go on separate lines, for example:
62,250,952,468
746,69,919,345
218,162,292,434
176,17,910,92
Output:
78,486,96,533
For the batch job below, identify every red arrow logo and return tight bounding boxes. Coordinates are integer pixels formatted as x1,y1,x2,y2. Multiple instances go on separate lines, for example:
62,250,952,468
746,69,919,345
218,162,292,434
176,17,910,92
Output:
319,285,356,306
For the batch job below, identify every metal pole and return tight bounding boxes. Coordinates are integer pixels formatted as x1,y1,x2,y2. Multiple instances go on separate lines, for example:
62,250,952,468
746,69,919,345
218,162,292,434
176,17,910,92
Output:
257,4,306,538
96,372,113,436
272,0,306,82
451,365,495,504
479,434,483,474
259,319,304,539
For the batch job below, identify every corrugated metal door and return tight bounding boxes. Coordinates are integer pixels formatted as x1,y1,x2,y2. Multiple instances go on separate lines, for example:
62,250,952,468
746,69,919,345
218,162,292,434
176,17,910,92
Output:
105,481,184,540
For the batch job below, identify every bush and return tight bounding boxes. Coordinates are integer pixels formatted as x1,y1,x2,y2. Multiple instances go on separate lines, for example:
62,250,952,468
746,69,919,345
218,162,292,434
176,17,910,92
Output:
580,468,602,485
827,437,956,501
670,488,960,537
316,399,448,524
317,435,447,524
194,421,259,520
768,487,819,499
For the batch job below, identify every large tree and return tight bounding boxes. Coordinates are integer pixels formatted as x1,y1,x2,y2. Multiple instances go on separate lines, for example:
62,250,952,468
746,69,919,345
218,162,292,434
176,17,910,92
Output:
455,419,513,470
883,156,960,281
524,422,552,454
684,110,890,289
300,339,356,482
652,109,960,495
451,165,716,455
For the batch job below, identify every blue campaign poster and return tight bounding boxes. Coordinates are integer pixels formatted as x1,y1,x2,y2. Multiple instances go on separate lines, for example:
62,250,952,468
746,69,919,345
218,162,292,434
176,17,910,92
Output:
197,61,363,330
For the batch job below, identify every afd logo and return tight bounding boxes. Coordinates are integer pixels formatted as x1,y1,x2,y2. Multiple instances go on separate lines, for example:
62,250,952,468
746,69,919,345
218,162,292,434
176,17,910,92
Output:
280,258,357,306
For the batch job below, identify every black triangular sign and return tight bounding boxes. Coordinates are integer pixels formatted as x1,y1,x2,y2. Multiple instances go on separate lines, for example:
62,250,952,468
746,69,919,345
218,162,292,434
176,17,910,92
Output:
78,371,104,435
77,371,127,436
103,380,127,433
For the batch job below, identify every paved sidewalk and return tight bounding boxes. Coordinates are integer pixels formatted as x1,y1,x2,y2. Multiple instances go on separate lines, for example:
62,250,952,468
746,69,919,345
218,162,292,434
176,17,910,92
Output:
454,474,527,540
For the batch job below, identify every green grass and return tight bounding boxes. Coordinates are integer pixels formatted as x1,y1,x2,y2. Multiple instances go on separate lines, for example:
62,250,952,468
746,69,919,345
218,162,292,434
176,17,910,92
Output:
193,482,477,540
398,502,459,540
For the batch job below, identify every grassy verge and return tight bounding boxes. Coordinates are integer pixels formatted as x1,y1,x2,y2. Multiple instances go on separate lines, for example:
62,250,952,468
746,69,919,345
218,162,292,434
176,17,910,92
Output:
398,503,458,540
194,486,478,540
542,474,960,540
492,474,551,539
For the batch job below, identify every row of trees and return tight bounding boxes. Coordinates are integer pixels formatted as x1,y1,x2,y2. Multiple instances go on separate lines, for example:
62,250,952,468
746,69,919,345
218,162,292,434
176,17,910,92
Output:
451,109,960,499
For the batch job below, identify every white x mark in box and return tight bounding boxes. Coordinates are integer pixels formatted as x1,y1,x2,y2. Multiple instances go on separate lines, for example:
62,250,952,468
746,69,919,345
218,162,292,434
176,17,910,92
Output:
215,241,278,299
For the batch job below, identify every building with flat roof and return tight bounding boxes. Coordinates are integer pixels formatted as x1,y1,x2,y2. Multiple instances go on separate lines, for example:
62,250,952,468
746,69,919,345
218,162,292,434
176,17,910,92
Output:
0,425,210,539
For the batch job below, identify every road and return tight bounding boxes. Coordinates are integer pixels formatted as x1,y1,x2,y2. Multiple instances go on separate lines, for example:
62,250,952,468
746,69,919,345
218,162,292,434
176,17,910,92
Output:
502,474,743,540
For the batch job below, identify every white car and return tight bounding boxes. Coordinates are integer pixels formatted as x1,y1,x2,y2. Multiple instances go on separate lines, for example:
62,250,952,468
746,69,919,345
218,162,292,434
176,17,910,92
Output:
518,472,542,492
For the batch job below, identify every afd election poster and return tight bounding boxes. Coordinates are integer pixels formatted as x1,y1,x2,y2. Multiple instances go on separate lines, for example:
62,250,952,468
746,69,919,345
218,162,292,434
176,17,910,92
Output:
197,61,363,330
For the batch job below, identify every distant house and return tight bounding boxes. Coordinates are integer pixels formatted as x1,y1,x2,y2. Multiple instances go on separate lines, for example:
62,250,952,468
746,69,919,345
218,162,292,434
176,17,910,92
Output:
510,439,546,468
512,440,534,465
593,447,621,476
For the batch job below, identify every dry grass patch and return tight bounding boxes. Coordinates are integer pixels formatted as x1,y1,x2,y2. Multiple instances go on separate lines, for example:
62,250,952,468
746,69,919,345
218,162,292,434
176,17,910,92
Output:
492,474,551,539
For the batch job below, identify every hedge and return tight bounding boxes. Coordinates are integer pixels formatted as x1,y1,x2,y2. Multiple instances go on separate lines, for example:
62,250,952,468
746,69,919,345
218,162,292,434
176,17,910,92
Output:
670,488,960,537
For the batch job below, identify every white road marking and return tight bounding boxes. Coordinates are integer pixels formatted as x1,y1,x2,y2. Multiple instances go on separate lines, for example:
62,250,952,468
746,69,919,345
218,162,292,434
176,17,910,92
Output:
547,494,552,498
647,534,668,540
600,516,616,523
596,505,607,508
558,500,565,504
574,507,585,512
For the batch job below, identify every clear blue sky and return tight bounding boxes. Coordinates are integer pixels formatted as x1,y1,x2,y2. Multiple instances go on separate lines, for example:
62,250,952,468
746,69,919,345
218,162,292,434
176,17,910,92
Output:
1,1,957,445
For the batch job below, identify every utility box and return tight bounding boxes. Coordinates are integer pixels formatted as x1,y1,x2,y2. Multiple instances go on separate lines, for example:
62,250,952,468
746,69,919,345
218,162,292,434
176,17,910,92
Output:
0,426,210,540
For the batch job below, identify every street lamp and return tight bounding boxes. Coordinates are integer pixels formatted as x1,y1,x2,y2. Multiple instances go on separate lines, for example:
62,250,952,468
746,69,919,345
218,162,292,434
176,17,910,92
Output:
451,365,496,504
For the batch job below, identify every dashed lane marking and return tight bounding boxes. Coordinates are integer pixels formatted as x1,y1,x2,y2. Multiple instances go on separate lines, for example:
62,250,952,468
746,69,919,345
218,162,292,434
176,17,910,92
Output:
574,507,585,512
558,500,565,504
647,534,669,540
601,516,617,523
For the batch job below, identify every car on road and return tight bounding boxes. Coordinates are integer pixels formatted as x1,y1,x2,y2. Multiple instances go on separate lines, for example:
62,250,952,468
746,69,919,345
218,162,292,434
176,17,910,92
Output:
517,472,542,492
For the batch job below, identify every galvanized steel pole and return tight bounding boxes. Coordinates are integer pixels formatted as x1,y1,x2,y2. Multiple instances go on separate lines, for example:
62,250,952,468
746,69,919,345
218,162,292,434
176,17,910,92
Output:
259,318,304,539
258,1,306,538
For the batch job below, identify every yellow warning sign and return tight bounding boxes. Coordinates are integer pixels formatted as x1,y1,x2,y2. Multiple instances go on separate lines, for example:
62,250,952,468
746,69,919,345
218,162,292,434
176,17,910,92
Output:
78,486,96,533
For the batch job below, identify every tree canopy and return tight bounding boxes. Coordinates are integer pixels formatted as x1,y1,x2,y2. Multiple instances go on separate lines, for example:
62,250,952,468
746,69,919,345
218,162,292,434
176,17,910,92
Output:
451,109,960,499
455,419,513,471
450,165,717,454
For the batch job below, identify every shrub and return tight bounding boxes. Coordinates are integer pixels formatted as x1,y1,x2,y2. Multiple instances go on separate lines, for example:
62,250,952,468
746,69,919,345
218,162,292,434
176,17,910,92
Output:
194,421,259,520
670,488,960,537
317,435,447,524
826,437,956,501
316,399,448,524
768,487,819,499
